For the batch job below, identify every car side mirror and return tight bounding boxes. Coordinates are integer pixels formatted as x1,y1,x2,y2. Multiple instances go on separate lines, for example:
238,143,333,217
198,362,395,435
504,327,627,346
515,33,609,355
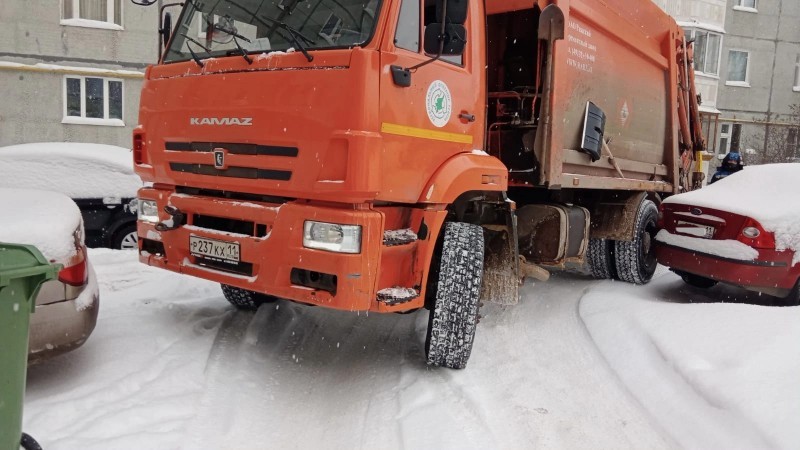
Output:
423,23,467,56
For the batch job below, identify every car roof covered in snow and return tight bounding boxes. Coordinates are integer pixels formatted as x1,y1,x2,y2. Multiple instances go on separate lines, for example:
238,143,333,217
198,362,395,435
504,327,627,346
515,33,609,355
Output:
0,142,141,199
665,163,800,262
0,188,82,264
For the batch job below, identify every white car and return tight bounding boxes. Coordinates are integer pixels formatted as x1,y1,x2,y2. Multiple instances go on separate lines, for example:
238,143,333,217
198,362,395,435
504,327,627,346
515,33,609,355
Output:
0,188,99,362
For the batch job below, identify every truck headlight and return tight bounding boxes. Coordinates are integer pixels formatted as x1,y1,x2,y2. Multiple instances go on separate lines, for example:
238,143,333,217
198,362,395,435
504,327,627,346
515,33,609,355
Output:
137,199,159,223
303,221,361,254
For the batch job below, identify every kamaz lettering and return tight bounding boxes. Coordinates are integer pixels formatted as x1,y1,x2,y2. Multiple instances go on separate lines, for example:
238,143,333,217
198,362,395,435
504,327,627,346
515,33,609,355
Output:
189,117,253,126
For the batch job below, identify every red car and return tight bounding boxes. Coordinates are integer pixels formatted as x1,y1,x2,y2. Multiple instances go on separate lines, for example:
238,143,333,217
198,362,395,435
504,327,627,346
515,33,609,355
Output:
655,164,800,306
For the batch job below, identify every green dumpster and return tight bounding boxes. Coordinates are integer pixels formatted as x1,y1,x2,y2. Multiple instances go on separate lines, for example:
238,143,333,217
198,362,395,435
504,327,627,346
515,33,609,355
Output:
0,243,60,450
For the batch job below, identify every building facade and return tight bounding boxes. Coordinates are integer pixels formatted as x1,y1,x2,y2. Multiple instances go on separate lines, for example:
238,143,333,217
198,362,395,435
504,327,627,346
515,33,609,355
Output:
0,0,159,148
716,0,800,165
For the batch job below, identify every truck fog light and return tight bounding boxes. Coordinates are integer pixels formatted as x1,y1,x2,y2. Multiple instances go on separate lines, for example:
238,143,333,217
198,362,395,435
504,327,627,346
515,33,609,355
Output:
303,221,361,254
137,199,159,223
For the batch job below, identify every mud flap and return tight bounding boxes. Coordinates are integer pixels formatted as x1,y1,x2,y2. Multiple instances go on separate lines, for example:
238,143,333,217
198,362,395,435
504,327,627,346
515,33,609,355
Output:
480,223,520,306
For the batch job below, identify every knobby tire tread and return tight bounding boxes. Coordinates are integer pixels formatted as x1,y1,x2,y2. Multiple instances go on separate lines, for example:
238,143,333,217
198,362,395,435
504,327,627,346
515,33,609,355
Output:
615,200,659,285
426,222,484,369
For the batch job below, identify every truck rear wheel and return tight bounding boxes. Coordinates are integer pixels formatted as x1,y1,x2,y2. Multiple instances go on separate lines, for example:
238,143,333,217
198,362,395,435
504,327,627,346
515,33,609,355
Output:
614,200,659,285
587,238,617,280
425,222,484,369
220,284,276,310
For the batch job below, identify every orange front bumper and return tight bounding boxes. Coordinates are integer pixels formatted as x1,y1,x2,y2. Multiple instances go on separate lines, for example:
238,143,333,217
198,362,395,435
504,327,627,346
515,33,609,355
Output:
137,187,390,311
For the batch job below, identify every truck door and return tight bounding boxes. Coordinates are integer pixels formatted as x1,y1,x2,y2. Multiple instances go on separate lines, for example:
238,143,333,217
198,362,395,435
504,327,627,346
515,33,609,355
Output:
377,0,486,204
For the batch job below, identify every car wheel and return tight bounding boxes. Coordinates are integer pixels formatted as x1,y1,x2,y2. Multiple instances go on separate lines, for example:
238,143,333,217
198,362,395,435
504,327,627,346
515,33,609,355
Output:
614,200,659,285
220,284,277,310
587,238,617,280
674,270,718,289
113,224,138,250
425,222,484,370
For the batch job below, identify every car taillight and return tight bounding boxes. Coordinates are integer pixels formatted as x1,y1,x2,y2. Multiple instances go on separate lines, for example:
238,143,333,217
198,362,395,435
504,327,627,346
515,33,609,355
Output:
737,218,775,249
133,131,146,165
58,246,87,286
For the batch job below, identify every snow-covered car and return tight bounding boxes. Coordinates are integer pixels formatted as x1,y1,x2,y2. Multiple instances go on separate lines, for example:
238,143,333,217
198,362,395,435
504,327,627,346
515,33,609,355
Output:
0,188,99,362
654,164,800,305
0,143,141,249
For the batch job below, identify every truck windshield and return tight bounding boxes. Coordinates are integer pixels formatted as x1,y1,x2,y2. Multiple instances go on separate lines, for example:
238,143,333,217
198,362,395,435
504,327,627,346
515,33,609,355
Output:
164,0,382,64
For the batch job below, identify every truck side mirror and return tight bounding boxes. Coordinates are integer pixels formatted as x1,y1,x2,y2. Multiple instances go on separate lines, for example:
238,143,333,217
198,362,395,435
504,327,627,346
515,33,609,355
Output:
437,0,468,25
580,101,605,162
160,12,172,49
423,24,467,56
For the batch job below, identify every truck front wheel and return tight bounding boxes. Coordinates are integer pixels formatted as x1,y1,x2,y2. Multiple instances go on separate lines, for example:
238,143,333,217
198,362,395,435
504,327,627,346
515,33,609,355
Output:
614,200,659,285
221,284,277,310
425,222,485,369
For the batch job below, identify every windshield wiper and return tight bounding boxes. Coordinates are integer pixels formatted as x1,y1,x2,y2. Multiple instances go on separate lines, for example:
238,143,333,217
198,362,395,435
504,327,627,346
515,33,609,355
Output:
211,23,253,65
180,33,212,68
224,1,315,62
273,22,314,62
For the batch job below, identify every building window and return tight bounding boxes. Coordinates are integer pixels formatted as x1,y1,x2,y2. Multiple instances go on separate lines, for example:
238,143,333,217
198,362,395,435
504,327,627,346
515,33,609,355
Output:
395,0,420,52
794,55,800,92
726,50,750,86
63,76,124,126
684,28,721,76
423,1,463,66
717,123,743,155
62,0,123,29
734,0,757,12
718,123,732,154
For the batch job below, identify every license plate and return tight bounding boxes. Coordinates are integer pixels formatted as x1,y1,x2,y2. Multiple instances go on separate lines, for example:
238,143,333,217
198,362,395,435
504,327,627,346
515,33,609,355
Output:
189,236,240,263
676,221,715,239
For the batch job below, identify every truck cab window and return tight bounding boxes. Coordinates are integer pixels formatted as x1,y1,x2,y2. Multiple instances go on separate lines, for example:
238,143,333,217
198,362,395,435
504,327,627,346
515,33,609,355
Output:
394,0,420,52
423,0,463,65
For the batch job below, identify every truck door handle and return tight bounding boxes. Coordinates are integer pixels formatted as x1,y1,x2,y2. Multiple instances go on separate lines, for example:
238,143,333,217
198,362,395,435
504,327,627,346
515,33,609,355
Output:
459,113,476,122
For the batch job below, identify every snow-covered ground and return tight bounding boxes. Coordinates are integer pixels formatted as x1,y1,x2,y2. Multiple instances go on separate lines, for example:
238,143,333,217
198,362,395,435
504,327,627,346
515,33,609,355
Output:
22,251,800,449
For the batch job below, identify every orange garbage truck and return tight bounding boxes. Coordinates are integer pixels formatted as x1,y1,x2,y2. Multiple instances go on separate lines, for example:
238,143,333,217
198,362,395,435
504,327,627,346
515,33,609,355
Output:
133,0,704,368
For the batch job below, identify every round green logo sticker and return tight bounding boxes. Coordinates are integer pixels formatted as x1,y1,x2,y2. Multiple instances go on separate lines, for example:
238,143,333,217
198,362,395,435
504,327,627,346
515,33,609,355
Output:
426,80,452,128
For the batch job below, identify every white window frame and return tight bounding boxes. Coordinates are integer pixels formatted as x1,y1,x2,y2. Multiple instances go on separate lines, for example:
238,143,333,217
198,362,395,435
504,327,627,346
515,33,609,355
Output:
62,75,125,127
726,49,751,87
684,27,723,77
61,0,124,31
733,0,758,13
794,55,800,92
718,123,732,155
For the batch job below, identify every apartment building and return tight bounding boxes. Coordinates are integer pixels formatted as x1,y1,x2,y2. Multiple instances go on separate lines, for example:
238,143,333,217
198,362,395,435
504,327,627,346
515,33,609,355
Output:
716,0,800,164
0,0,158,147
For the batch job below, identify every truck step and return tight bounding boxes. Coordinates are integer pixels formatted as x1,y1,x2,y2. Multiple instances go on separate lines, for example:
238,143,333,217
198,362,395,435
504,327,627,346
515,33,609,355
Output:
376,287,420,306
383,229,418,247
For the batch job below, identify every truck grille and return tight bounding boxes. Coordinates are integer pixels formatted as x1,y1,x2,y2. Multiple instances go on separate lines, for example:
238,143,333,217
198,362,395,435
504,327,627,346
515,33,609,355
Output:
165,141,298,157
170,163,292,181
